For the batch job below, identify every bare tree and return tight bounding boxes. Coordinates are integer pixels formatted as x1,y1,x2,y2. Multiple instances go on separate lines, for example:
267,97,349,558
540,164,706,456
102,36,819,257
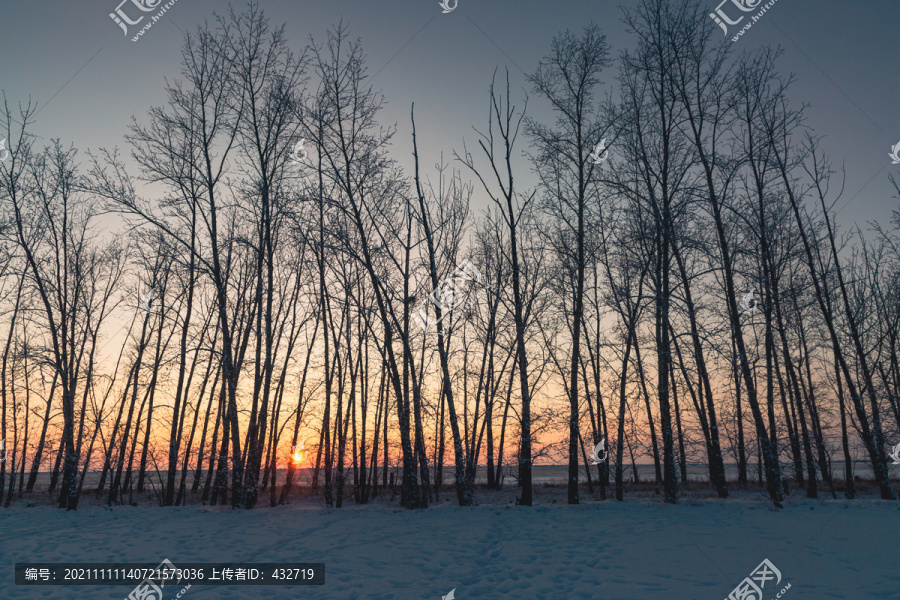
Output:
461,70,537,506
527,23,612,504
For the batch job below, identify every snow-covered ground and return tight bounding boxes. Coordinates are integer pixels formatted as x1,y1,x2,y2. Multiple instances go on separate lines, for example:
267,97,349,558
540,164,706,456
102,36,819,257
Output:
1,493,897,599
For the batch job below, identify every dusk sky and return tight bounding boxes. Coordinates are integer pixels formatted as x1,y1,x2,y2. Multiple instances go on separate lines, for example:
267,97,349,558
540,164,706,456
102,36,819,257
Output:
2,9,900,598
1,0,898,223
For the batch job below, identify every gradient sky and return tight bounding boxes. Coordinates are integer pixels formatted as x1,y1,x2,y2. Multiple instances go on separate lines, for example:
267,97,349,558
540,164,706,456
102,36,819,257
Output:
1,0,898,225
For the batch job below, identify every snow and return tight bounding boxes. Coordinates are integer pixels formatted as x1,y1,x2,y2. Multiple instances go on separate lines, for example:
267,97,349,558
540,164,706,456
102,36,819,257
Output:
1,494,897,599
